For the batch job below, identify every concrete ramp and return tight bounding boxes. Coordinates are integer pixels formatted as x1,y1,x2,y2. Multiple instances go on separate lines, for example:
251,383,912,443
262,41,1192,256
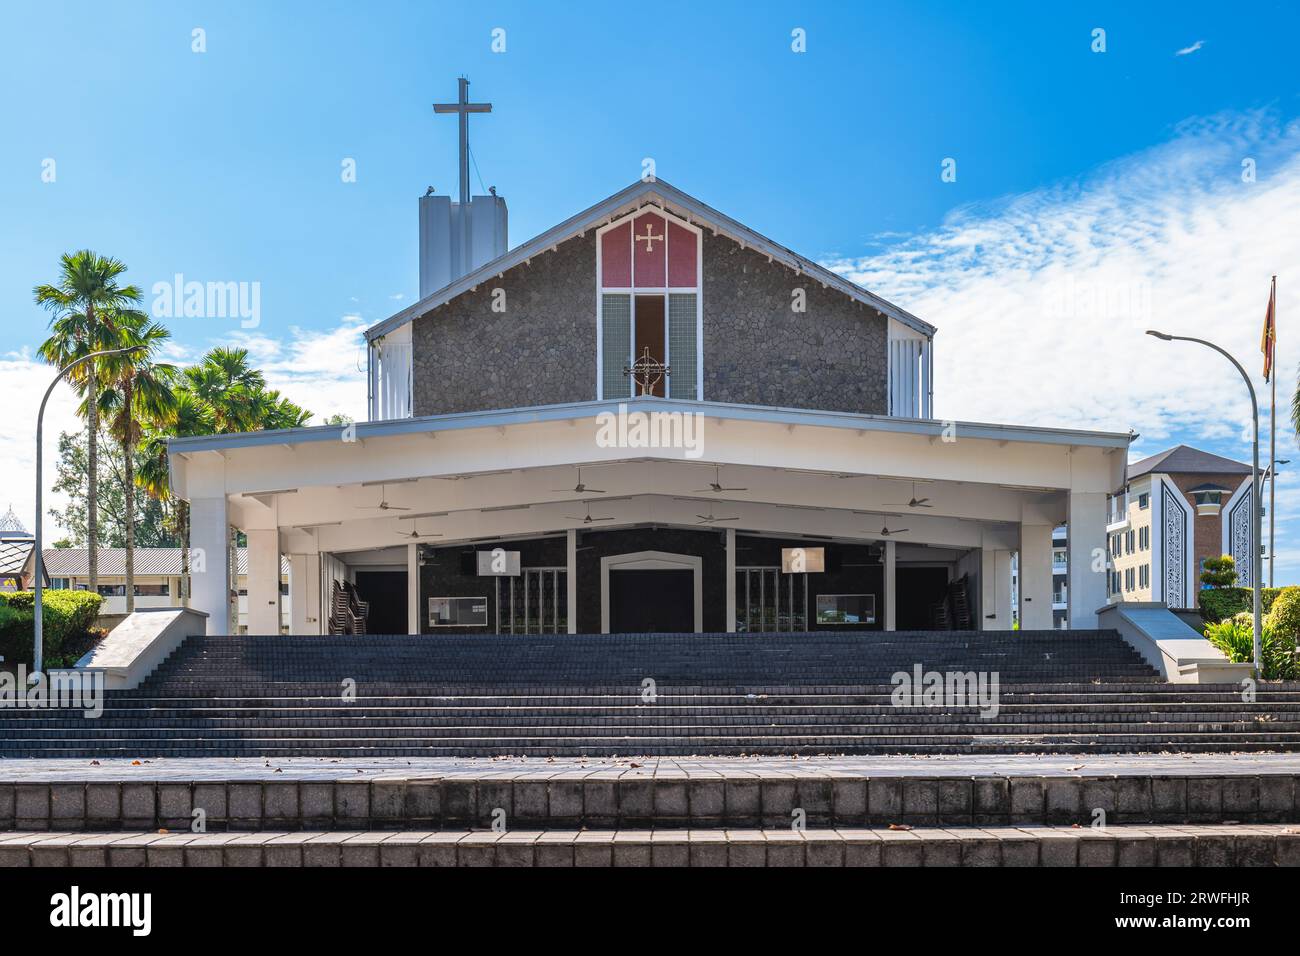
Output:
1098,602,1254,683
74,607,208,690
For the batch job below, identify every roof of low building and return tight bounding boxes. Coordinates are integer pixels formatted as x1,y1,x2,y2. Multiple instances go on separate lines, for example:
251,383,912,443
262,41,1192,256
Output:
41,548,289,577
1127,444,1252,480
0,539,35,577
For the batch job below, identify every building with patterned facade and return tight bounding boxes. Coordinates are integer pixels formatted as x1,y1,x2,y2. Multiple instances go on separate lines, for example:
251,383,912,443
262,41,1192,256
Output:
1106,444,1254,609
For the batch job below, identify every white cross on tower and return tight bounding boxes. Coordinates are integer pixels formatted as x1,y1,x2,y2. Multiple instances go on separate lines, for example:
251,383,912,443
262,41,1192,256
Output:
433,77,493,207
638,221,664,253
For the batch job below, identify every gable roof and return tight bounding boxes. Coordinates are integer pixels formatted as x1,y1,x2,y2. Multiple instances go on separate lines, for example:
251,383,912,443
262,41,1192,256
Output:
364,179,937,342
1127,444,1252,481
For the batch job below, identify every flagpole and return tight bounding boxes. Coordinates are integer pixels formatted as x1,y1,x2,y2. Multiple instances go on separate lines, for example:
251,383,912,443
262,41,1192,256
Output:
1269,275,1277,588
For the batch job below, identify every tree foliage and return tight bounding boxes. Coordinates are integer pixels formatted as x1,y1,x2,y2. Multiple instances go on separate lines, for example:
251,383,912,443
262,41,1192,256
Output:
1199,554,1238,588
49,429,179,548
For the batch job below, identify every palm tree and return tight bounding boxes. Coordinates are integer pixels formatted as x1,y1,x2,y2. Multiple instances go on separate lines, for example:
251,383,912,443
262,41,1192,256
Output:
98,313,176,612
35,251,144,591
138,391,213,606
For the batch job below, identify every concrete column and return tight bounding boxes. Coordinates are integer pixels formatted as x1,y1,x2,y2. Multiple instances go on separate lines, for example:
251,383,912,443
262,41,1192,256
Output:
566,529,578,634
884,539,897,631
245,529,281,635
190,496,230,636
1067,491,1109,629
981,548,1013,631
289,552,321,634
725,528,737,633
1018,524,1053,630
407,543,420,635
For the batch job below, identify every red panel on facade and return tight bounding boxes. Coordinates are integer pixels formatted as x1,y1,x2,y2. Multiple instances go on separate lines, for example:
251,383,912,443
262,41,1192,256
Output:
667,221,698,287
632,212,667,288
601,222,632,287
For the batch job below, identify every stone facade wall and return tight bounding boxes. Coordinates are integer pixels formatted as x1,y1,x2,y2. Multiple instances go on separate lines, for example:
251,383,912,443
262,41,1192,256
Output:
702,234,890,414
411,234,598,416
409,228,895,417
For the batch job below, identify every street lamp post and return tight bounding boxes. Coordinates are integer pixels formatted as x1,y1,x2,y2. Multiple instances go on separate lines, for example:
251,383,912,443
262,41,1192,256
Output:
33,346,142,679
1146,331,1263,676
1265,459,1289,587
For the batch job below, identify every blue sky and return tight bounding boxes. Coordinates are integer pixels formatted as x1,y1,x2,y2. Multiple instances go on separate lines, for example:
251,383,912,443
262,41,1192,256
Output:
4,1,1300,577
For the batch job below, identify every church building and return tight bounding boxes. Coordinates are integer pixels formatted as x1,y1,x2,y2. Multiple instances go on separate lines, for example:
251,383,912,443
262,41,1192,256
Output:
167,82,1129,638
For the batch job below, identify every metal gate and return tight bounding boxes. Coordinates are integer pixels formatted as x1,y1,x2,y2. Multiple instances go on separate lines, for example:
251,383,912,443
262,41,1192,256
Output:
735,566,808,632
496,568,568,633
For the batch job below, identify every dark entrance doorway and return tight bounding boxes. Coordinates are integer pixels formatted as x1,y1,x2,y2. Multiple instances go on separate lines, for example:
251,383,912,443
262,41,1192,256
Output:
895,566,950,629
354,570,408,634
609,568,694,633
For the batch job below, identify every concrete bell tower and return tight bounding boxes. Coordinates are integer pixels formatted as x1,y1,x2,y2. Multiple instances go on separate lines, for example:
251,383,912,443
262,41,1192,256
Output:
420,77,508,297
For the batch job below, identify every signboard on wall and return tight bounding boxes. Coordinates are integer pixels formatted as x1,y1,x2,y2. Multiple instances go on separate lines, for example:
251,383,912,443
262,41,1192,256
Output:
476,549,521,576
781,547,825,574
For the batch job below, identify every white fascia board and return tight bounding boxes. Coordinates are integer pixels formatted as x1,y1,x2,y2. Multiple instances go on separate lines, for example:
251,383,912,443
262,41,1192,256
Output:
167,397,1131,460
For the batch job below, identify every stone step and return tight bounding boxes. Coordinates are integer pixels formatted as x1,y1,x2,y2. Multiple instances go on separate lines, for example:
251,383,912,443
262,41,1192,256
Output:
2,824,1297,867
7,734,1300,759
3,718,1298,739
6,768,1298,832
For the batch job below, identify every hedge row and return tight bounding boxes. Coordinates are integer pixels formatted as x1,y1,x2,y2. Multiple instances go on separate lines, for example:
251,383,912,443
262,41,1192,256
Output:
1198,587,1287,625
0,590,104,668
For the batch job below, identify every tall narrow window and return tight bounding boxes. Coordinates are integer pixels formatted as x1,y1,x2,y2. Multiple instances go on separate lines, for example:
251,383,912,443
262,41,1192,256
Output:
597,209,702,400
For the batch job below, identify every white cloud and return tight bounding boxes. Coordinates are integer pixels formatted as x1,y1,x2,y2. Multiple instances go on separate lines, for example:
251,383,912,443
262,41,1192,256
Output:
212,315,371,424
0,349,83,544
826,109,1300,581
1176,40,1206,56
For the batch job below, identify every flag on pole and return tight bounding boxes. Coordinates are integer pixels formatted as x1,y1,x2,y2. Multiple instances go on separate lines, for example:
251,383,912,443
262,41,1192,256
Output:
1262,276,1277,382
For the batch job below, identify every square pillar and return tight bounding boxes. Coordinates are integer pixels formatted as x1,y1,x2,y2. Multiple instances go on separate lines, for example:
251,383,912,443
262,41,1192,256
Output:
883,539,897,631
1067,491,1108,629
725,528,737,633
981,548,1013,631
190,496,230,636
245,529,282,635
1018,524,1053,630
407,543,420,635
289,552,322,634
566,529,578,634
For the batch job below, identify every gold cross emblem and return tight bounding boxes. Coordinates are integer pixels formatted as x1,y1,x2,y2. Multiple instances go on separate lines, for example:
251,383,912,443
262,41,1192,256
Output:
637,221,664,253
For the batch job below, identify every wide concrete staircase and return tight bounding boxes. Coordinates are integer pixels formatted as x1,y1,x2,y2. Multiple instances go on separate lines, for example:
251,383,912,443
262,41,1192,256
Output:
4,760,1300,866
3,629,1300,758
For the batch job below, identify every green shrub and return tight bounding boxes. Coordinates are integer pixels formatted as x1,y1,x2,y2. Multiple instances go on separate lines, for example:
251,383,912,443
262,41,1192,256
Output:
1265,586,1300,642
1204,614,1300,680
1199,586,1287,624
1200,554,1238,588
0,590,103,668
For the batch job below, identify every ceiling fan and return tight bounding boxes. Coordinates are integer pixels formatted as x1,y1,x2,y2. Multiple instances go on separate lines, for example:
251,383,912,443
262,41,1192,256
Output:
696,511,739,524
396,524,442,540
693,465,747,493
874,522,910,537
564,503,615,524
355,484,411,511
552,466,606,494
884,481,933,509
